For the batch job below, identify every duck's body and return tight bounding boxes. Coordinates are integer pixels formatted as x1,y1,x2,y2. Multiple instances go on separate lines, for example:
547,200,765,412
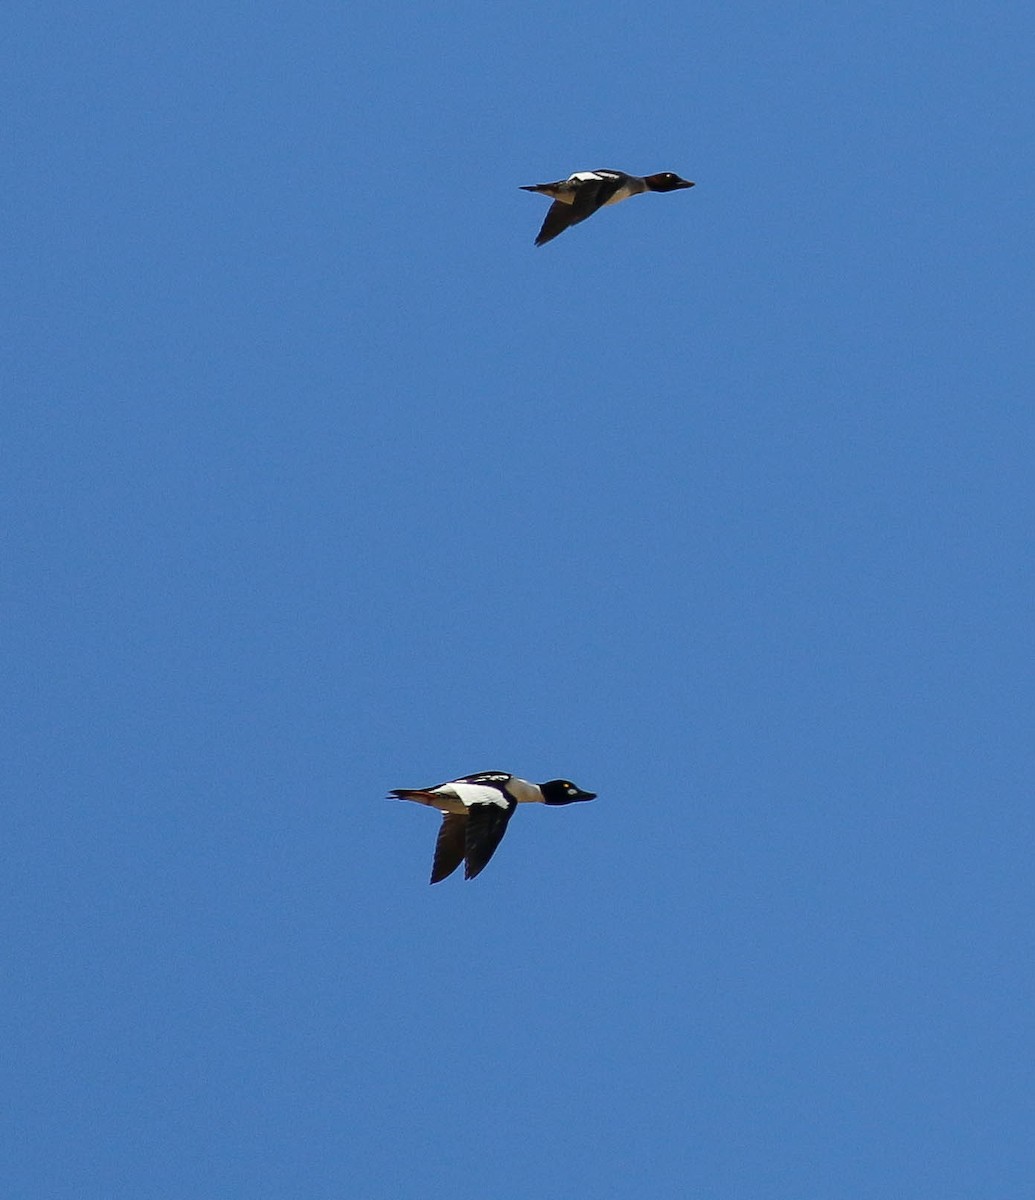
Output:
389,771,596,882
521,168,694,246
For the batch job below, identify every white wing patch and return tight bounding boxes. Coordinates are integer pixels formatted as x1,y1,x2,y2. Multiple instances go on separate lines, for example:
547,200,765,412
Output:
447,781,512,809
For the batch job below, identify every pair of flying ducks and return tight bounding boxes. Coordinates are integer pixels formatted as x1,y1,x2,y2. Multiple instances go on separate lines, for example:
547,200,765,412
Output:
390,171,692,881
521,166,694,245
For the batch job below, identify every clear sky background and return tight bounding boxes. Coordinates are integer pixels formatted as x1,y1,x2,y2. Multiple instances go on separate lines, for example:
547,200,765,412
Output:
5,3,1034,1197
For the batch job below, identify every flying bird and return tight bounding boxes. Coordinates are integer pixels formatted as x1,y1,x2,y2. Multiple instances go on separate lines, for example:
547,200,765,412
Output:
521,168,695,246
389,771,596,883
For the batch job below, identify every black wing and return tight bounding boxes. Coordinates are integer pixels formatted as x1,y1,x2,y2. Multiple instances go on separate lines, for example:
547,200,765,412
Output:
534,175,624,246
454,771,512,786
581,170,626,208
431,813,467,884
535,201,579,246
464,801,517,879
395,770,510,793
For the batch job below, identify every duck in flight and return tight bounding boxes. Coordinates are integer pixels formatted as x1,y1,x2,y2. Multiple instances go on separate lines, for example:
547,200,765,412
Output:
389,771,596,882
521,168,695,246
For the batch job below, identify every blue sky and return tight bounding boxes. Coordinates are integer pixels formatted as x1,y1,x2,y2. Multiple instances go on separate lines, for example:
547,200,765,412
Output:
5,3,1034,1196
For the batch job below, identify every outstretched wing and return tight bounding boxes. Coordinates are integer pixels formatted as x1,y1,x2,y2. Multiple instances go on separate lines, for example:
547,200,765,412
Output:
534,173,625,245
535,200,579,246
464,801,517,879
431,813,467,884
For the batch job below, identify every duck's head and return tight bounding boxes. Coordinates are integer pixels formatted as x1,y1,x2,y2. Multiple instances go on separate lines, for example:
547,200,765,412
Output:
645,172,695,192
541,779,597,805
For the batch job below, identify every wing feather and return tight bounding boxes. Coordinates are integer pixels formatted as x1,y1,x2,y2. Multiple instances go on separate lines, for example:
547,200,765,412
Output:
534,176,623,245
464,802,517,879
431,813,467,884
